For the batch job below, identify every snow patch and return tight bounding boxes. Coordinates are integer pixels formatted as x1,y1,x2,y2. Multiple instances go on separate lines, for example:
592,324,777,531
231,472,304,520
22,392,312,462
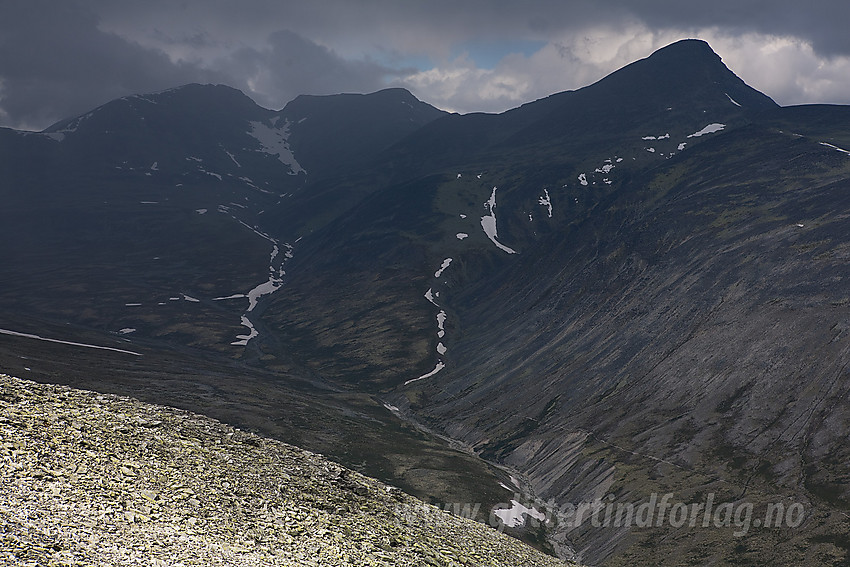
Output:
224,150,241,167
248,120,306,175
245,278,282,312
578,173,588,186
725,93,742,107
231,315,258,346
820,142,850,156
40,114,90,141
0,328,141,356
688,123,726,138
493,500,546,528
480,187,517,254
118,328,136,335
404,362,446,385
424,288,438,306
437,311,446,338
434,258,453,278
225,223,295,346
456,233,468,240
198,168,222,180
538,188,552,218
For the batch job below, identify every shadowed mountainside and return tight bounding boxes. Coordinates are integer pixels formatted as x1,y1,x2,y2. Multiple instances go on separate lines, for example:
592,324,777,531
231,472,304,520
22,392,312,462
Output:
3,39,850,564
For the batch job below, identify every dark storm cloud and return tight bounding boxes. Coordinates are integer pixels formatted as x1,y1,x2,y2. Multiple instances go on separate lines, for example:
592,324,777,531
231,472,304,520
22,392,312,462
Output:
0,1,219,130
123,0,847,59
609,0,850,57
0,1,405,129
132,0,850,59
2,0,850,129
214,29,406,111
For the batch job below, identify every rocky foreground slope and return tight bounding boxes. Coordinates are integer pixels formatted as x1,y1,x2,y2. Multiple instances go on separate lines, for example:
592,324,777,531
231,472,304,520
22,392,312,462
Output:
0,374,573,567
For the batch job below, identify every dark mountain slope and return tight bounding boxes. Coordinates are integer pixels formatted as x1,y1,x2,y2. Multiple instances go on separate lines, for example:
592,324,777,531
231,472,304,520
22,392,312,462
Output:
0,85,509,527
280,87,448,174
259,45,850,563
0,83,448,354
379,39,777,180
260,89,449,238
4,39,850,565
510,39,777,142
263,39,778,391
393,117,850,564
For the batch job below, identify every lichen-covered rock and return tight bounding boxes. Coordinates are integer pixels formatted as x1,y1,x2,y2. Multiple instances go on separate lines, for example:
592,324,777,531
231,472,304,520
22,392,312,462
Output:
0,374,574,566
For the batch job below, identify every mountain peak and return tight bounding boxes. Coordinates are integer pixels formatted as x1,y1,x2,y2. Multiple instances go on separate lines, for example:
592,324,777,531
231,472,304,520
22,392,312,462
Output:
132,83,263,113
42,83,266,135
591,38,776,108
648,38,719,61
282,87,436,116
502,38,777,145
277,87,447,173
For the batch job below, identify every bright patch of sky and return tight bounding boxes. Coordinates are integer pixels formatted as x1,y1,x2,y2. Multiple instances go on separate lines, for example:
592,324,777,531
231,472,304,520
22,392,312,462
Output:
450,39,548,69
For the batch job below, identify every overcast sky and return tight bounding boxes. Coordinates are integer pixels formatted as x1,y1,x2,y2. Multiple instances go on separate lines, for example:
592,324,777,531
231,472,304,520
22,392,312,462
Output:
3,0,850,130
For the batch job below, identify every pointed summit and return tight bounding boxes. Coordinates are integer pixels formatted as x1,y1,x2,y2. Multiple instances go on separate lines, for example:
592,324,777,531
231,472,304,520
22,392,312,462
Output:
505,39,777,145
646,38,719,62
593,38,777,112
43,83,267,137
